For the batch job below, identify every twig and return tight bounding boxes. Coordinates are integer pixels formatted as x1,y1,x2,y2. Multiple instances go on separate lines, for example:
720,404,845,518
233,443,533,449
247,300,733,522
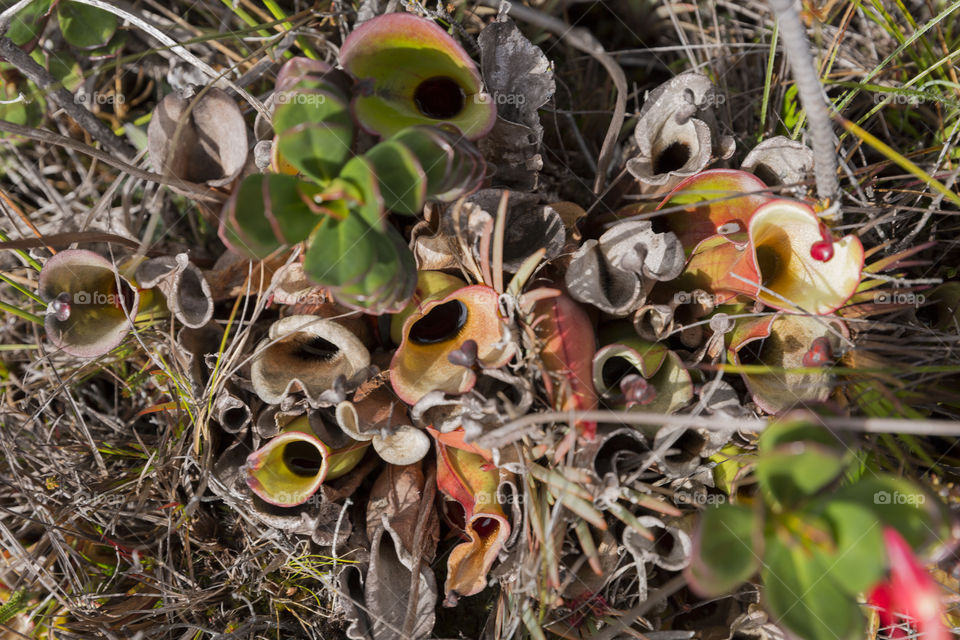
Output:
476,409,960,450
590,574,688,640
402,462,437,638
479,0,627,193
0,119,217,199
0,36,136,160
0,0,34,35
767,0,840,203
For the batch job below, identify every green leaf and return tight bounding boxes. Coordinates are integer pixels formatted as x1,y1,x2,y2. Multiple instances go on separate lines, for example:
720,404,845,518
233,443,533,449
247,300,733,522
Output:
273,89,354,181
687,504,762,596
260,174,322,244
390,126,453,195
219,175,305,259
758,419,843,453
58,1,118,49
2,0,52,46
0,72,45,127
303,214,375,288
809,500,886,595
762,533,862,640
333,223,416,312
755,442,844,510
337,156,385,231
830,476,939,548
363,139,427,215
755,420,845,509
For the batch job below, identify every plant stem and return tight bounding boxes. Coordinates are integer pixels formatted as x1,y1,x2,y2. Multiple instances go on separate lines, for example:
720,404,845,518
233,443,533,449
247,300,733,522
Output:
768,0,840,203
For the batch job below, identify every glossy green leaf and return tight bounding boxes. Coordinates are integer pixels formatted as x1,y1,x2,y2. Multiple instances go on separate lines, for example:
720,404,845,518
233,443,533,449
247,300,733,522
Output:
58,1,118,49
0,72,45,127
754,442,844,510
364,139,427,215
830,476,939,548
686,503,762,596
338,155,385,230
303,213,375,288
811,500,886,595
762,534,862,640
2,0,52,46
220,175,282,259
273,90,354,181
390,126,453,195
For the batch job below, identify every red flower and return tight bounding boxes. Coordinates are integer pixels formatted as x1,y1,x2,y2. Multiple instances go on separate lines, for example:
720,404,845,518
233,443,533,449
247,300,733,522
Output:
867,527,948,640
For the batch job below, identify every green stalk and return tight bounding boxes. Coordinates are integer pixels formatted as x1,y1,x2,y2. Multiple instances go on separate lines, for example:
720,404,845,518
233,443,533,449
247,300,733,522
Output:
0,300,42,324
759,21,778,137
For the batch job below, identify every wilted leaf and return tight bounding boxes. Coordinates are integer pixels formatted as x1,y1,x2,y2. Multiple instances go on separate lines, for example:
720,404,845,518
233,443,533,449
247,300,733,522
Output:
627,73,734,192
249,315,371,405
741,136,814,188
476,16,555,190
364,463,439,639
147,87,249,188
566,220,684,316
135,253,213,329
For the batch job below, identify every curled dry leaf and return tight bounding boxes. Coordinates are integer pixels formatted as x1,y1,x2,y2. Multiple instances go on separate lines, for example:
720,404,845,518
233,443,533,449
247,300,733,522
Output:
476,16,556,190
245,414,369,507
432,432,511,606
135,253,214,328
633,288,716,347
566,220,685,316
727,313,848,414
364,463,439,639
336,380,431,465
39,249,140,358
250,315,371,405
147,86,249,188
741,136,814,188
390,284,515,405
452,189,566,272
212,391,251,435
627,73,735,192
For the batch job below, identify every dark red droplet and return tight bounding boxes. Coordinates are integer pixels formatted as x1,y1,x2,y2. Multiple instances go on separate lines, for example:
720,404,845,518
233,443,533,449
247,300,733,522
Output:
472,517,499,538
810,240,834,262
811,223,835,262
620,374,657,407
802,336,833,367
